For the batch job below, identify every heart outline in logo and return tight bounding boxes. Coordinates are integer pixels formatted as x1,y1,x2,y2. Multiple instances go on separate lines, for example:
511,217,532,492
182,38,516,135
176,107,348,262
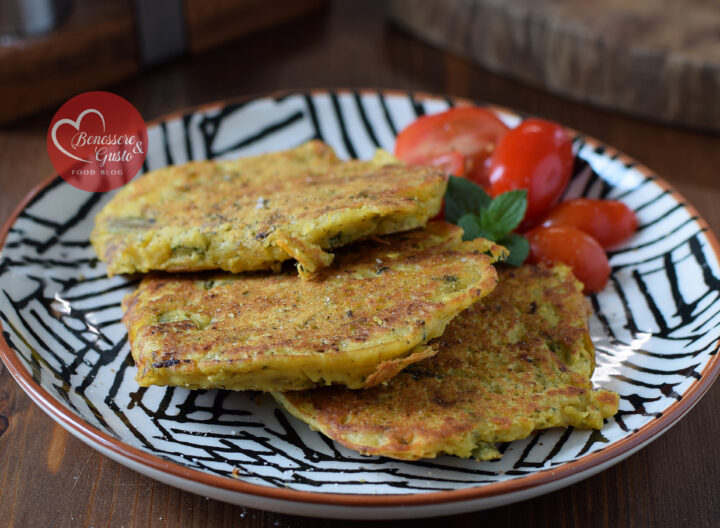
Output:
50,108,106,163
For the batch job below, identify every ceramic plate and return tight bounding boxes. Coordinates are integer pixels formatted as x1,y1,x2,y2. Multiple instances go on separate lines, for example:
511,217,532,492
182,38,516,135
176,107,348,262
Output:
1,90,719,520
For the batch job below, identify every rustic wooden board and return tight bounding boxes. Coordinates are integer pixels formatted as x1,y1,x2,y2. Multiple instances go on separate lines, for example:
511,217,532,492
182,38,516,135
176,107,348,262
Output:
0,0,138,125
0,0,324,125
185,0,325,53
388,0,720,131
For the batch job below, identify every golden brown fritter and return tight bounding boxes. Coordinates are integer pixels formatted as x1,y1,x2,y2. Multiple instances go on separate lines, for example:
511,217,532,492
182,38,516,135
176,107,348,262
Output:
274,264,619,460
122,222,506,392
92,141,446,276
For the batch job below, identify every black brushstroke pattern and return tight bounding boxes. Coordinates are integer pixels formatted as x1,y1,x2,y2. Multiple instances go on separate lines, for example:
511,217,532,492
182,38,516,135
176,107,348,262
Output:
329,92,358,159
303,93,325,142
0,91,718,495
352,91,381,148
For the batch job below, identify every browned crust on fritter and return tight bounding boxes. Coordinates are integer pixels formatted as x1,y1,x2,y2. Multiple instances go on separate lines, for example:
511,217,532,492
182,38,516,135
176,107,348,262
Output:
363,344,439,388
122,222,506,391
275,264,619,460
92,141,447,276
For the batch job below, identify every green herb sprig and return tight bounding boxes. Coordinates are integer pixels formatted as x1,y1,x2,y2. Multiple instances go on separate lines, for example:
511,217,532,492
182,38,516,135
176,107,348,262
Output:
444,176,529,266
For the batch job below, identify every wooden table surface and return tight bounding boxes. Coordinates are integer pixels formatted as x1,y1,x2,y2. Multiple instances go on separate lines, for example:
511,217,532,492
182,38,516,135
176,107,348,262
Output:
1,2,719,527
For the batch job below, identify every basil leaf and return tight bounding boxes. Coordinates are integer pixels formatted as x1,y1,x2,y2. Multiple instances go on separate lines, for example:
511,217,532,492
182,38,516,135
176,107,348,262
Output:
445,176,492,224
498,233,530,266
457,214,482,241
479,190,527,237
442,176,529,266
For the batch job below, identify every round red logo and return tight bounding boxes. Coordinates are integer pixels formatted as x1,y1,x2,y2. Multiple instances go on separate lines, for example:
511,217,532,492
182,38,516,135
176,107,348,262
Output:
47,91,148,192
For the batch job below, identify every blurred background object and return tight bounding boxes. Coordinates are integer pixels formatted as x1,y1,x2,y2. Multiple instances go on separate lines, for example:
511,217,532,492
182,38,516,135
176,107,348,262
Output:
0,0,325,124
0,0,71,37
1,0,718,129
133,0,187,66
389,0,720,131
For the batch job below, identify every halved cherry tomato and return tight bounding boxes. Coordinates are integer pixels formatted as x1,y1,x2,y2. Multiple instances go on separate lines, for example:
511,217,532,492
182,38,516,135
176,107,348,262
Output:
426,151,465,176
540,198,638,248
489,119,574,228
394,106,509,188
526,226,610,293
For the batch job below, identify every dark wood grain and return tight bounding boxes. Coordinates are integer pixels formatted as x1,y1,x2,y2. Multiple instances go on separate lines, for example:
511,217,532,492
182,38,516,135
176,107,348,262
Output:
0,1,719,526
389,0,720,131
0,0,138,125
0,0,325,124
184,0,326,53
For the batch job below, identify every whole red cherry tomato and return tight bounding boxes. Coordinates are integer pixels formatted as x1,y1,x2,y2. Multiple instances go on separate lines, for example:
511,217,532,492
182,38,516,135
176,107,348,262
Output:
540,198,638,248
394,106,509,188
488,119,574,228
526,226,610,293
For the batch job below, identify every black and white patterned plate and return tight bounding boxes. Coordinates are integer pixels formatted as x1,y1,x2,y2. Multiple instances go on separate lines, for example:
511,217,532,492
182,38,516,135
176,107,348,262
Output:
1,90,719,519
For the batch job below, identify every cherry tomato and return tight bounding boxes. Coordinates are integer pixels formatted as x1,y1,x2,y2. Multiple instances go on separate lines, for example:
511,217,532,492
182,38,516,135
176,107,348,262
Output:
394,106,509,188
540,198,638,248
488,119,574,228
426,151,465,176
526,226,610,293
